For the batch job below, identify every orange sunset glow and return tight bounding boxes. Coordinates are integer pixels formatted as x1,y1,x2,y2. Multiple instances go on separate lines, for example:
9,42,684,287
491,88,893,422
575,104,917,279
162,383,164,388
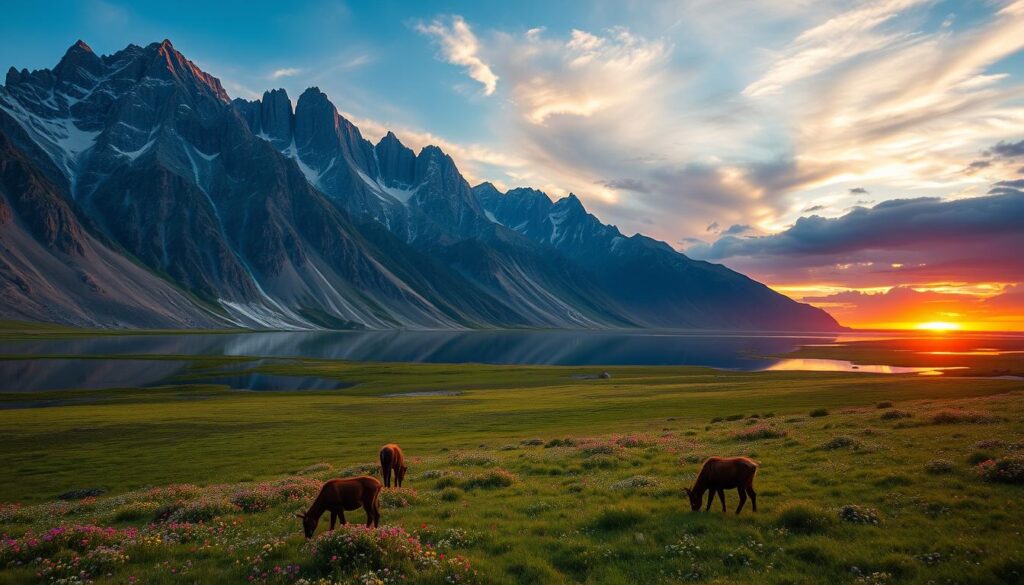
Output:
768,282,1024,332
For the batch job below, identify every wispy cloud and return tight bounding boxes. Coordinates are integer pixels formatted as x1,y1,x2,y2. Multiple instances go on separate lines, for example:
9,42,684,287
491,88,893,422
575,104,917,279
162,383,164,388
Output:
416,15,498,95
492,27,671,124
743,0,930,97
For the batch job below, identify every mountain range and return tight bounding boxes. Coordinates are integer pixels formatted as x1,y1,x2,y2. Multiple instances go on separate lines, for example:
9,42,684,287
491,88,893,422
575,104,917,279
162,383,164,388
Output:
0,40,840,331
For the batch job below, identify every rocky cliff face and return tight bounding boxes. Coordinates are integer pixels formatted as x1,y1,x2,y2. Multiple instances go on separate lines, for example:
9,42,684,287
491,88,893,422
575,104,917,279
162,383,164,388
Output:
0,39,840,332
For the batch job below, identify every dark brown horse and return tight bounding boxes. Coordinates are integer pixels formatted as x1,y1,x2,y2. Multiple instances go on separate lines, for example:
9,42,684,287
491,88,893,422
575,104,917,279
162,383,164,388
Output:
683,457,758,514
295,476,382,538
379,443,407,488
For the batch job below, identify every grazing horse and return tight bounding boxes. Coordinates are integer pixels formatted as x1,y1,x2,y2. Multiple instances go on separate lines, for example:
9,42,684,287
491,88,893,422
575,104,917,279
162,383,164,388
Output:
295,476,382,538
683,457,758,515
379,443,407,488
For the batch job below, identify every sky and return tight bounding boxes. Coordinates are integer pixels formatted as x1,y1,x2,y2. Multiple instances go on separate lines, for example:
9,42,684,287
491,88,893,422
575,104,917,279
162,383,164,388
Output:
2,0,1023,330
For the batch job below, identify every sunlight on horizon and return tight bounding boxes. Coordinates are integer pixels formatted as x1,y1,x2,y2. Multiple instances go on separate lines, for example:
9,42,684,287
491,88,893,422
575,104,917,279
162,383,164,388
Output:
915,321,961,332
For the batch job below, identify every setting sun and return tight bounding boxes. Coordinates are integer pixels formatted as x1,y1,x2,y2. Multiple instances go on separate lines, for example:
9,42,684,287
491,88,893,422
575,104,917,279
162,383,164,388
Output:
915,321,961,331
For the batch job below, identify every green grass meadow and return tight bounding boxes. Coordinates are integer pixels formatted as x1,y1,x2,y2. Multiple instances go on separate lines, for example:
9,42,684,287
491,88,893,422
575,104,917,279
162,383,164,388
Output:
1,346,1023,583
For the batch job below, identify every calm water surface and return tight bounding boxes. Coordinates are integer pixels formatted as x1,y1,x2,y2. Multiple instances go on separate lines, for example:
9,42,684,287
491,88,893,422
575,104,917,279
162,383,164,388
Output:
0,329,1018,393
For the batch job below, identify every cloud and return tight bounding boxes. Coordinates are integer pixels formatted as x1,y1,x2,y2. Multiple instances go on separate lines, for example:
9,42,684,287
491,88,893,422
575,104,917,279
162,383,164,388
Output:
989,139,1024,158
743,0,931,97
416,15,498,95
691,190,1024,259
600,178,651,194
849,187,869,194
269,67,302,79
489,26,672,124
706,221,720,232
687,188,1024,291
722,224,752,236
802,204,826,213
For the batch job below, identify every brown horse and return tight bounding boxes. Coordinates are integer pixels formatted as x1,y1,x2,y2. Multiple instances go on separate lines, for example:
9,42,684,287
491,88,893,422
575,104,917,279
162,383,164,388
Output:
379,443,407,488
683,457,758,514
295,476,382,538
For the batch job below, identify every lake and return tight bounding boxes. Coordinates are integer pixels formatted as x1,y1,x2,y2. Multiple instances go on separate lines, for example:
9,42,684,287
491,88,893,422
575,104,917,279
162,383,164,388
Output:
0,329,1018,393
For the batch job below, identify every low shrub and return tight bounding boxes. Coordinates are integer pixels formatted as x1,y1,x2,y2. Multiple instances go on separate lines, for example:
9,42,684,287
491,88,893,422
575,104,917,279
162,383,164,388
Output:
733,424,787,441
930,410,1001,425
614,436,651,448
876,401,894,409
776,503,832,534
725,414,745,421
925,459,955,474
880,410,912,420
968,451,994,465
821,436,860,450
109,501,159,522
838,504,881,525
439,487,463,502
977,456,1024,484
462,468,516,490
520,438,544,446
167,497,236,522
379,488,421,509
544,438,576,448
581,455,618,470
975,439,1006,449
809,408,830,418
449,453,496,467
580,444,615,456
307,525,476,583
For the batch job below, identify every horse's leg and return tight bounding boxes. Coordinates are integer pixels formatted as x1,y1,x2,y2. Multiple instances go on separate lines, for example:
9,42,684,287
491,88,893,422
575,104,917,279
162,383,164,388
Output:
330,511,337,530
736,488,746,514
718,489,726,513
363,500,373,527
338,510,347,526
382,464,390,488
373,492,381,527
747,485,757,512
705,491,713,512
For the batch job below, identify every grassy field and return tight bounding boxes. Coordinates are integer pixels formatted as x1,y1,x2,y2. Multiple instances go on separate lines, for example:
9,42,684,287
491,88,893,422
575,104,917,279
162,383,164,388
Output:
1,351,1023,584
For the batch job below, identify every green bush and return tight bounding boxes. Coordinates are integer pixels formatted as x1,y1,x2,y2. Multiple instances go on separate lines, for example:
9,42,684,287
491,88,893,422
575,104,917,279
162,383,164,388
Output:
809,408,829,418
881,409,912,420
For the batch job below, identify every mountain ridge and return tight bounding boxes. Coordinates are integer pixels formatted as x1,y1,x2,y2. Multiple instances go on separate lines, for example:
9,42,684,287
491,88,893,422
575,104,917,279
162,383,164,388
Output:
0,39,841,332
